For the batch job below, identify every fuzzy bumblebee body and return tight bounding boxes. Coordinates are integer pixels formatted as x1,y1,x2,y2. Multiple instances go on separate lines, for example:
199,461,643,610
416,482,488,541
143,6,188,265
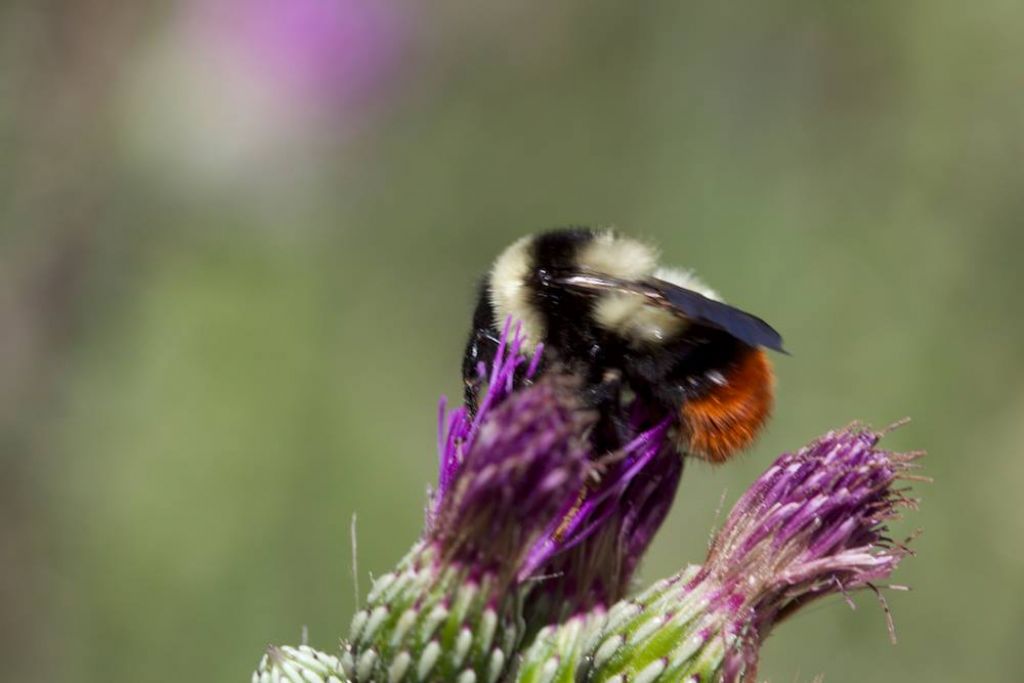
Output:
463,227,784,463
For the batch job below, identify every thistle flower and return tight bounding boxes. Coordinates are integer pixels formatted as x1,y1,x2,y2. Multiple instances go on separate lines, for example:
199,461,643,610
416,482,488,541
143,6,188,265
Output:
435,321,682,611
343,321,680,682
428,335,592,582
515,426,920,683
444,321,683,627
344,325,586,682
253,317,921,683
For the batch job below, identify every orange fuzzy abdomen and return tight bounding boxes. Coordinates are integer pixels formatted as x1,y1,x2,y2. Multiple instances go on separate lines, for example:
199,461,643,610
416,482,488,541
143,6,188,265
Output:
678,347,774,463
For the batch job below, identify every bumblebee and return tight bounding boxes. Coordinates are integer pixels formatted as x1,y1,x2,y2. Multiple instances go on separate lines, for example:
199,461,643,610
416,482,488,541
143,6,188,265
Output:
462,227,785,463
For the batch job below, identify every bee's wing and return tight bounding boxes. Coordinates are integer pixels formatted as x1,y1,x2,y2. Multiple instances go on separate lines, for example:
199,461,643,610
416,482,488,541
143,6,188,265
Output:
557,273,787,353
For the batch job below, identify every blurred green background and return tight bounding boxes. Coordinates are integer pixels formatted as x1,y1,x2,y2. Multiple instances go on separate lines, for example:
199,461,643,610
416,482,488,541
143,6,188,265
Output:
2,1,1022,681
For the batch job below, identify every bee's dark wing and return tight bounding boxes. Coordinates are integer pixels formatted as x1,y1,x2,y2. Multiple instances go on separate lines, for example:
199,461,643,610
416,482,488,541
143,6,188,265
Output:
556,273,786,353
652,281,787,352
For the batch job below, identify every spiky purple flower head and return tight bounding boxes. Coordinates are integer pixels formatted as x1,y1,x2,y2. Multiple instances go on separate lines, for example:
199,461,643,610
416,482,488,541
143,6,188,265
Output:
429,359,592,584
433,319,680,620
519,425,922,683
704,425,921,681
344,319,683,681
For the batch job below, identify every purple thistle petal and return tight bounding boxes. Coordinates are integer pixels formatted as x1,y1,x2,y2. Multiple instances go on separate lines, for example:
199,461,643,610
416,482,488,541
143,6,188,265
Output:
520,422,680,627
436,396,448,471
432,320,538,515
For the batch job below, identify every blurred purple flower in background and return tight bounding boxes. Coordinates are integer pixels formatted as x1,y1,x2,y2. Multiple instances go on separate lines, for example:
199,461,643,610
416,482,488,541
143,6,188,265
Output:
123,0,409,195
190,0,406,107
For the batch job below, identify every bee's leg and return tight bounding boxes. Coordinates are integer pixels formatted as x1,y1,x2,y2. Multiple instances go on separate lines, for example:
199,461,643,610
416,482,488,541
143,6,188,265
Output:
579,368,619,407
583,369,636,453
463,377,482,416
462,281,502,415
462,325,500,415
